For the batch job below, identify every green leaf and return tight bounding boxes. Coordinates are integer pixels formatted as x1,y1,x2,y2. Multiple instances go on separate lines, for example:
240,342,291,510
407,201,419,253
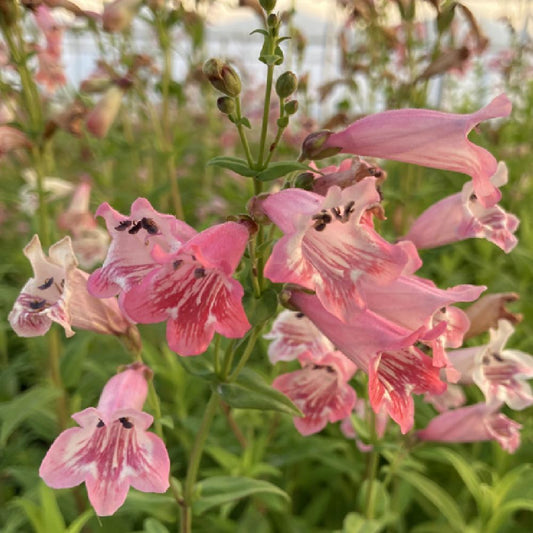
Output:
493,463,533,507
0,386,60,446
143,517,170,533
207,156,257,178
40,483,66,533
256,161,313,182
417,447,484,507
216,368,302,416
15,498,44,533
395,469,465,532
243,288,279,326
486,498,533,533
250,29,269,37
343,512,395,533
65,510,94,533
192,476,289,515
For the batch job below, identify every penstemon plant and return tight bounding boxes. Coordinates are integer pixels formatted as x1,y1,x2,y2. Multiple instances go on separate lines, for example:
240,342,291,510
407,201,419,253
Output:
2,0,533,532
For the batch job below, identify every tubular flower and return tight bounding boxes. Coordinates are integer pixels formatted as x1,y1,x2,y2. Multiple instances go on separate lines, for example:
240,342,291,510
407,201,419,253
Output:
417,402,522,453
264,178,413,322
39,364,170,516
120,222,251,356
272,351,357,436
313,94,512,207
404,162,519,253
58,181,110,269
450,320,533,410
264,309,334,364
8,235,131,338
289,290,445,433
88,198,196,298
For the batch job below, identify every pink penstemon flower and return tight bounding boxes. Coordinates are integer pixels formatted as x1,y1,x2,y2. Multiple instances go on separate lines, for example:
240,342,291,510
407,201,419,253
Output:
263,177,413,322
288,290,445,433
120,222,251,356
404,162,519,253
88,197,196,298
303,94,512,207
58,180,110,269
0,126,31,158
39,363,170,516
449,319,533,410
417,402,522,453
264,309,335,364
8,235,131,338
272,350,357,436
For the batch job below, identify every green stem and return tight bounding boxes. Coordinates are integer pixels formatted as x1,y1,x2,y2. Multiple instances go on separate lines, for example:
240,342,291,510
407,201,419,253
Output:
48,328,68,431
257,62,275,169
228,326,263,382
181,392,219,532
234,97,254,167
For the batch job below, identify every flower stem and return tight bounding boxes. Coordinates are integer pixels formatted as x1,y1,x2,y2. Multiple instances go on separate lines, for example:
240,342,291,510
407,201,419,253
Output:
364,406,378,519
257,63,275,169
181,391,219,532
228,325,263,382
234,97,254,168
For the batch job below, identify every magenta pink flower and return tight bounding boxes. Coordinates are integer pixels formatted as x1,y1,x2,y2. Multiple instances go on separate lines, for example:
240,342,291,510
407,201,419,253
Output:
313,94,512,207
264,178,413,322
417,402,522,453
273,351,357,435
424,384,466,413
289,290,445,433
9,235,131,338
39,364,170,516
88,198,196,298
404,162,519,252
264,309,334,364
120,222,251,356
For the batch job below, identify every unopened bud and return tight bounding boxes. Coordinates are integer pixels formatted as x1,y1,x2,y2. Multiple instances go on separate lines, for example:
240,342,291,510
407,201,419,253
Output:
217,96,235,115
299,130,340,161
86,85,125,138
267,13,278,28
276,71,298,99
102,0,142,33
285,100,298,115
294,172,314,190
259,0,276,12
203,58,241,97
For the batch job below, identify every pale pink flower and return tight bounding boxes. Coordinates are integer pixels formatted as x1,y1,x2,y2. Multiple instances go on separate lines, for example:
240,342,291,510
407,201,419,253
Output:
424,383,466,413
264,309,334,364
264,178,413,322
307,94,512,207
120,222,251,356
273,351,357,436
450,320,533,410
39,364,170,516
9,235,131,338
0,126,31,158
417,402,522,453
88,198,196,298
311,157,386,196
404,162,519,253
102,0,142,33
58,181,110,269
86,86,125,138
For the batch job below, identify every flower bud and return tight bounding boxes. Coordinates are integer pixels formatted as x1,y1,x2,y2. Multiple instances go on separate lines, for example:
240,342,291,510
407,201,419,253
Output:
267,12,278,28
217,96,235,115
276,71,298,99
259,0,276,11
299,130,340,161
294,172,314,190
86,85,124,138
102,0,142,33
285,100,298,115
202,58,241,97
